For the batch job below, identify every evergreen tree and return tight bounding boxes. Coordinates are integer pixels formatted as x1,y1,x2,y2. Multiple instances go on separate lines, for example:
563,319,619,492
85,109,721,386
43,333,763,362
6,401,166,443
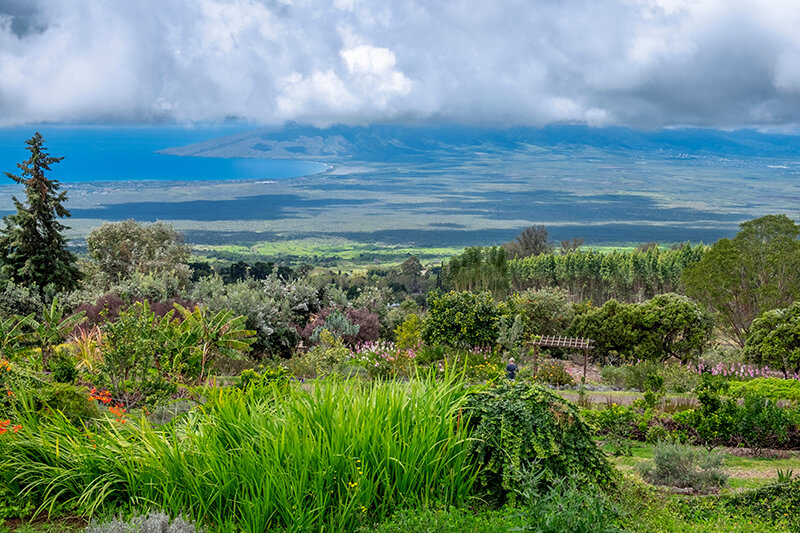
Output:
0,133,81,293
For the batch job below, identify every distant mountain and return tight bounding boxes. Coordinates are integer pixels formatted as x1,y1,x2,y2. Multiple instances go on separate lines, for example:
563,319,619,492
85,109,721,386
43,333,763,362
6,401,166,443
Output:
160,123,800,161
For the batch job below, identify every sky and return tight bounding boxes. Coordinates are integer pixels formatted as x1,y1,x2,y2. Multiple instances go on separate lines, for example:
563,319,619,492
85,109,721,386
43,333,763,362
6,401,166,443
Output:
2,0,800,129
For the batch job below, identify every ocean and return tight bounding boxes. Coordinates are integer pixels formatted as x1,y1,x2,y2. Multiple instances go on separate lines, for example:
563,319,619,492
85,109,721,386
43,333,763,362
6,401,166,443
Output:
0,125,326,183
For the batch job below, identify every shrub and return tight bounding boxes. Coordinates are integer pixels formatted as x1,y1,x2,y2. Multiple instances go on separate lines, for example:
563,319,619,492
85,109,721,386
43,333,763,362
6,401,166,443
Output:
624,361,662,392
635,293,713,364
36,383,100,423
99,301,179,402
728,378,800,402
51,346,78,384
570,295,713,364
351,342,416,380
86,511,203,533
238,367,290,389
674,375,737,448
637,440,728,491
423,290,501,349
190,275,302,358
464,356,503,384
535,361,575,387
569,299,639,363
583,403,637,456
303,308,380,347
601,365,627,389
736,394,794,452
661,363,701,393
464,383,614,506
394,314,423,350
0,281,43,319
344,308,380,345
292,329,351,378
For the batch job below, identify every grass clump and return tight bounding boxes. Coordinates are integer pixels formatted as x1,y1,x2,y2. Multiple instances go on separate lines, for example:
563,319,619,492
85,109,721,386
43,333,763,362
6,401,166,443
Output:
637,440,728,492
0,374,479,532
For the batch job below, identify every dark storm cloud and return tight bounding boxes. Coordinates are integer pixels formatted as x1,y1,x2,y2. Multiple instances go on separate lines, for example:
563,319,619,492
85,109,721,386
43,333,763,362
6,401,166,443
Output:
1,0,799,128
0,0,45,37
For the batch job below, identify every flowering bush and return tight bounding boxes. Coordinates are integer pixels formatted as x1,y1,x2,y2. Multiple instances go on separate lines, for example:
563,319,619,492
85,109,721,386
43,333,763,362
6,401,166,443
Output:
352,341,416,379
688,361,782,380
535,361,575,387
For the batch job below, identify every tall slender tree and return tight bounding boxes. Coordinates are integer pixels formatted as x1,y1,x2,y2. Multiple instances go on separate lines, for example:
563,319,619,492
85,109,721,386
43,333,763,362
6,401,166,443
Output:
0,133,81,293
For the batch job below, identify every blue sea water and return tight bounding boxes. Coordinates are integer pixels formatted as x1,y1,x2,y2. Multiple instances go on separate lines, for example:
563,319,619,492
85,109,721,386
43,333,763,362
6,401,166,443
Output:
0,125,326,182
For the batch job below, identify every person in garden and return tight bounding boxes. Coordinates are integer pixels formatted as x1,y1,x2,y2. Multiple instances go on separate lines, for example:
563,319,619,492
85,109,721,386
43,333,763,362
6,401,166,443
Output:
506,357,518,380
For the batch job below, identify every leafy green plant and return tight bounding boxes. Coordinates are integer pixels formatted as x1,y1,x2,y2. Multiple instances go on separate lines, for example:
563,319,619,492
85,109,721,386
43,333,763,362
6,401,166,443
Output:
36,382,100,423
637,440,728,492
464,383,614,506
601,365,627,389
238,367,290,389
309,309,360,343
99,301,178,402
50,346,77,384
522,479,622,533
661,362,701,393
736,394,793,452
583,403,637,456
291,329,352,378
624,361,662,392
777,468,794,483
174,303,255,381
723,477,800,529
0,314,31,360
394,313,423,350
26,298,86,370
73,325,103,373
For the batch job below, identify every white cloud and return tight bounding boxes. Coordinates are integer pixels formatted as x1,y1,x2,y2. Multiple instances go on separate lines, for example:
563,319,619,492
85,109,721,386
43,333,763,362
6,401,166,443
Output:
1,0,800,128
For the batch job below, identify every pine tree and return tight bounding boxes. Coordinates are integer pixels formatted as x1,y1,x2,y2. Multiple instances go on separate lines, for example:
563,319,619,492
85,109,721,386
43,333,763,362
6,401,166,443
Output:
1,133,81,293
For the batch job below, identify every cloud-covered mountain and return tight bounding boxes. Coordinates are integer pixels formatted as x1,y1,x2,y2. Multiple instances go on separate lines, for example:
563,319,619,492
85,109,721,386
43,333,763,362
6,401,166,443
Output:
160,123,800,162
3,0,800,129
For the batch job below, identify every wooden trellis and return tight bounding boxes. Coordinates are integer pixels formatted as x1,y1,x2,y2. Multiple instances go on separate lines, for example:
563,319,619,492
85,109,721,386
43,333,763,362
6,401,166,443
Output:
529,335,595,382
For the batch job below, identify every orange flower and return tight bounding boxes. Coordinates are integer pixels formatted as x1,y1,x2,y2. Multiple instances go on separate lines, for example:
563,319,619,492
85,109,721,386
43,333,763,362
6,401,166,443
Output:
108,404,127,423
6,390,12,396
88,387,112,404
12,424,21,433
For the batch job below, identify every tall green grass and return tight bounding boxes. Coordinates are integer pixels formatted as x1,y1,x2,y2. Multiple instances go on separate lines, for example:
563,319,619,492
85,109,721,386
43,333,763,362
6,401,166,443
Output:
0,375,479,532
